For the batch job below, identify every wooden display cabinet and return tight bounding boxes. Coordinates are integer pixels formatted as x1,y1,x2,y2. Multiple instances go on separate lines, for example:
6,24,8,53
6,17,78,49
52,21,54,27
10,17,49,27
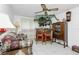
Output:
52,22,67,48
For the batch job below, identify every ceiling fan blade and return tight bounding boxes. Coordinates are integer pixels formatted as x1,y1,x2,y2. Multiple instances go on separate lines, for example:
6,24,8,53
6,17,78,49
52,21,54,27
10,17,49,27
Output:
35,11,44,14
48,8,58,11
41,4,47,11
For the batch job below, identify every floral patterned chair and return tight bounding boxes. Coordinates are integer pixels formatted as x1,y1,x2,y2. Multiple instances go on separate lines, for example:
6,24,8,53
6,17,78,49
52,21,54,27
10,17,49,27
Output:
0,32,33,55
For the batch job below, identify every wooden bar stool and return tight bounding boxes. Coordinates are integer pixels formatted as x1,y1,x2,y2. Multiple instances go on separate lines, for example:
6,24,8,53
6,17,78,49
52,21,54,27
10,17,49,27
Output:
36,31,43,44
44,29,52,44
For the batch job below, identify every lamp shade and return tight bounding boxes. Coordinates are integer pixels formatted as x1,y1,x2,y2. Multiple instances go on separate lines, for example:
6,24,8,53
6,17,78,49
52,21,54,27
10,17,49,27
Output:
0,13,15,28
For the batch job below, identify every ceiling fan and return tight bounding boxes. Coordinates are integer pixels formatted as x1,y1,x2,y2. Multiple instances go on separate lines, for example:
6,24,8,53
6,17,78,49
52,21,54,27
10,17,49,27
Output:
34,4,59,26
35,4,58,16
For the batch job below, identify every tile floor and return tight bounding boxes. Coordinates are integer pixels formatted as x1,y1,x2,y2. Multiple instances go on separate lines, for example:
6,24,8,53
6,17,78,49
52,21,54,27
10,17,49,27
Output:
32,40,79,55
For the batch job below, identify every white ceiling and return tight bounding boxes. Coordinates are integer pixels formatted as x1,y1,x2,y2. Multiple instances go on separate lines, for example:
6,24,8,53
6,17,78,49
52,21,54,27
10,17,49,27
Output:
10,4,79,17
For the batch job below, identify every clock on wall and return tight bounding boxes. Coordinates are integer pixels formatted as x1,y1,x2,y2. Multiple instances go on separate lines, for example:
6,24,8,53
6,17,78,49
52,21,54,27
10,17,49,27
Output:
66,11,71,22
